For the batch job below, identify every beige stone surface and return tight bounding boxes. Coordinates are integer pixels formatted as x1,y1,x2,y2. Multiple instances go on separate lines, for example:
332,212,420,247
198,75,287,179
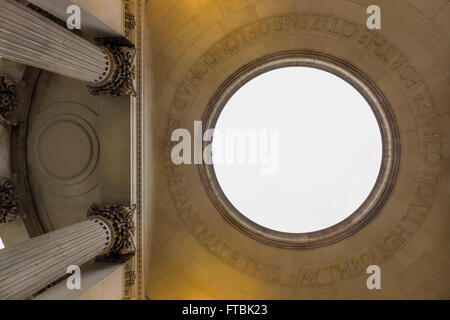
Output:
0,58,26,82
75,0,123,34
26,0,122,37
0,219,29,247
26,72,131,232
34,263,123,300
76,263,124,300
143,0,450,299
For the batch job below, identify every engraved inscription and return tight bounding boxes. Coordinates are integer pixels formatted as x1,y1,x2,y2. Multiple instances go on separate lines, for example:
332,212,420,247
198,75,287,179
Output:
162,13,443,286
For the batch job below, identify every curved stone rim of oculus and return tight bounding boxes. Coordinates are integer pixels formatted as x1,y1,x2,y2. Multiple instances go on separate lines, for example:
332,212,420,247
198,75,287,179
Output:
199,50,401,249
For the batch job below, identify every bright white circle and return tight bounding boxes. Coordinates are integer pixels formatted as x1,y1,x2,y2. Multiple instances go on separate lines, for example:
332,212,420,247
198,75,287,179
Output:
212,67,382,233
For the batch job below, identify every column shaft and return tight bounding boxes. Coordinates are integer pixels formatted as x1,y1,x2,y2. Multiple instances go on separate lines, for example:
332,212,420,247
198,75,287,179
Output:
0,218,112,300
0,0,136,97
0,0,110,83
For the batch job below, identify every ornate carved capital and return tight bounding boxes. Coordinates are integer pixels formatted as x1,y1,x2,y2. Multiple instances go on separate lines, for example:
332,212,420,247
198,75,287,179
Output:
0,76,19,125
0,176,24,223
87,45,136,97
87,203,136,261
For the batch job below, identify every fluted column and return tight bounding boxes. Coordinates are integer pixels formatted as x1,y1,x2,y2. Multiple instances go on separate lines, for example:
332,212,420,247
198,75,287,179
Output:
0,203,135,300
0,0,135,96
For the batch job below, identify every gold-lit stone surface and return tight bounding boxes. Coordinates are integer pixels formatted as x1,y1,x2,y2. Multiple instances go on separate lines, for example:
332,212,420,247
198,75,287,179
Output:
144,0,450,299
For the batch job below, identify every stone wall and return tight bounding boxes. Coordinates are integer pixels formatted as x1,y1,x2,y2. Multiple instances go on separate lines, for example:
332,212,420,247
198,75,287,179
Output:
144,0,450,299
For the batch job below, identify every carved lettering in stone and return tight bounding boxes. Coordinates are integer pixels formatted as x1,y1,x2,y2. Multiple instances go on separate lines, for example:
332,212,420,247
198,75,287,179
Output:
162,13,444,286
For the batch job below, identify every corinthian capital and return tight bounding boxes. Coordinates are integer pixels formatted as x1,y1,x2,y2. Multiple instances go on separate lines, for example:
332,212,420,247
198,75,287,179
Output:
88,45,136,97
87,203,136,262
0,76,19,125
0,176,24,223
